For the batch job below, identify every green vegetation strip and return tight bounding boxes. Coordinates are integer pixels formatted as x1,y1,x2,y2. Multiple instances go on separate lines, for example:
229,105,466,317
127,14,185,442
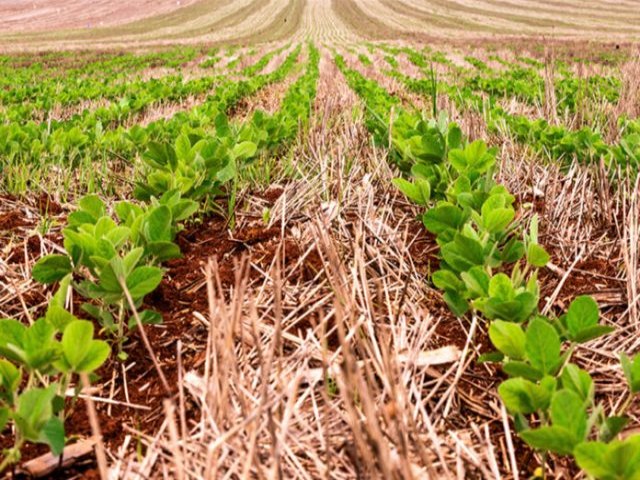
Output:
0,43,320,474
336,53,640,479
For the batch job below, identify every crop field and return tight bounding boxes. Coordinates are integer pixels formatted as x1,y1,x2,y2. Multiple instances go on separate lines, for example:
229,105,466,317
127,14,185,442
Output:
1,0,640,479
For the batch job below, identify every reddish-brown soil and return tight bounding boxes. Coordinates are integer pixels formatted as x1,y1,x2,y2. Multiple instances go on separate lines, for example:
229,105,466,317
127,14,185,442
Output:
0,187,330,477
0,0,200,33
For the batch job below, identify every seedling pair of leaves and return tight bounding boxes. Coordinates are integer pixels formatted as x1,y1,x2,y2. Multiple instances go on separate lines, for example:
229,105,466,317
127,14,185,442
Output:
489,297,613,377
134,122,257,206
391,111,462,173
489,297,617,457
31,195,176,346
0,290,109,463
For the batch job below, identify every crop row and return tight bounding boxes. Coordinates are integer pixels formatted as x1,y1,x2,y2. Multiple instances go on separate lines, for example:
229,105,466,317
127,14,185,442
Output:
0,46,302,195
378,46,640,171
0,43,320,474
336,54,640,478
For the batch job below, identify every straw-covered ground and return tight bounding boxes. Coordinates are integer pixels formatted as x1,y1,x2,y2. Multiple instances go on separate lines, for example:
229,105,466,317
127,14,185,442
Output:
1,40,639,478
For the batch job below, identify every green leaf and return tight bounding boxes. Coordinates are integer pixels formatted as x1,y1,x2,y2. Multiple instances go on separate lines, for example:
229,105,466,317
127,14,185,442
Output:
482,292,538,323
567,295,600,340
175,134,192,162
14,385,57,442
50,274,72,310
144,206,172,243
41,416,65,456
575,438,640,480
489,321,526,360
527,243,550,267
75,341,110,373
525,318,561,375
392,178,430,205
126,266,164,299
77,195,105,221
146,241,182,262
0,319,27,363
501,238,525,263
432,269,465,292
502,361,543,381
0,407,8,431
488,273,515,300
550,389,587,441
483,207,515,234
32,255,73,284
422,204,466,236
0,359,20,394
460,266,490,298
560,364,593,402
498,376,554,414
572,324,614,343
441,234,485,273
443,290,469,317
61,321,93,371
123,248,144,276
520,426,577,455
574,442,611,478
45,305,76,331
600,416,630,443
129,310,163,329
232,141,257,160
170,199,199,222
477,351,504,363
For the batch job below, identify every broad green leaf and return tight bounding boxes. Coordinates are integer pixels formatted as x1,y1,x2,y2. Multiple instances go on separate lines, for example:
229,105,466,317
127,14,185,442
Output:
14,385,57,442
488,273,514,300
441,234,485,272
567,295,600,339
477,351,504,363
560,364,593,402
144,205,172,243
129,310,164,329
77,195,105,221
460,266,489,298
550,389,587,441
502,361,543,381
61,320,93,371
501,238,525,263
123,248,144,276
443,290,469,317
32,255,73,284
574,442,611,478
525,318,561,375
572,325,614,343
422,205,466,236
41,416,65,456
527,243,550,267
432,269,465,292
498,376,554,414
392,178,430,205
232,141,257,160
126,266,164,299
489,321,525,360
0,318,27,363
520,426,577,455
45,305,76,331
483,207,514,233
600,416,630,443
75,341,110,373
0,407,8,432
0,359,20,394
